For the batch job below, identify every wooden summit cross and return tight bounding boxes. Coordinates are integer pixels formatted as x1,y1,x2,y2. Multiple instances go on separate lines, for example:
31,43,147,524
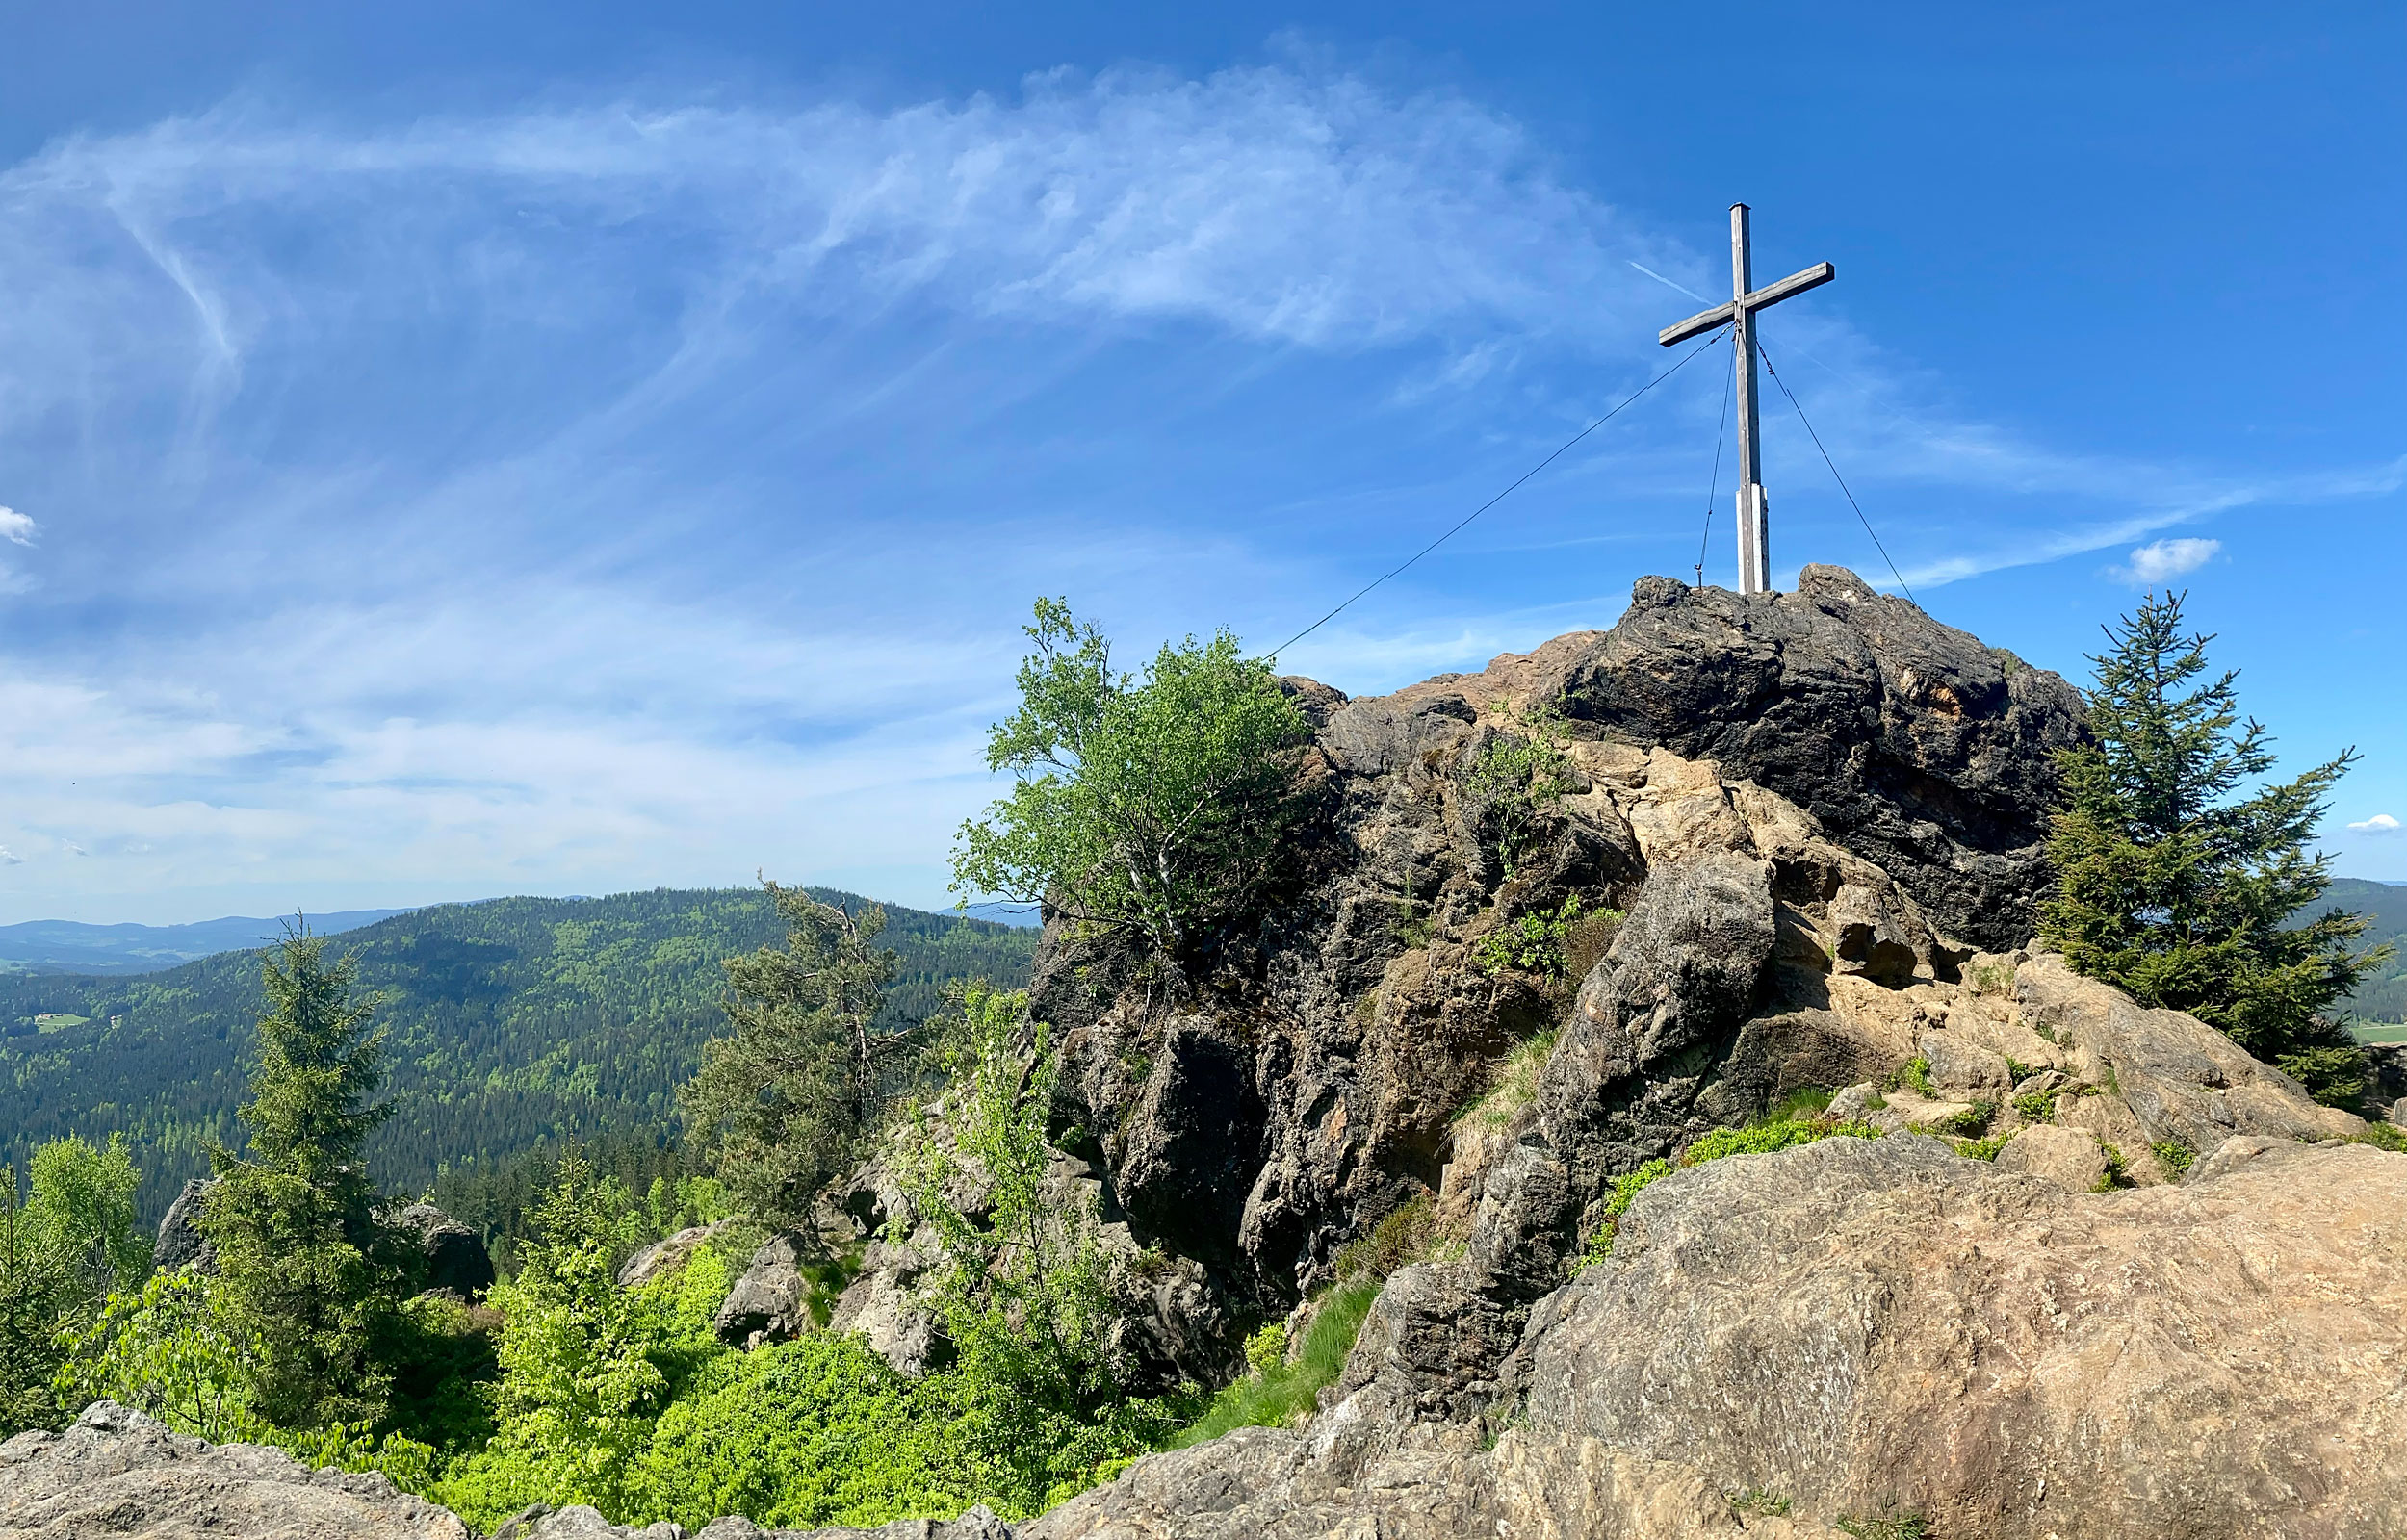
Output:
1659,205,1834,596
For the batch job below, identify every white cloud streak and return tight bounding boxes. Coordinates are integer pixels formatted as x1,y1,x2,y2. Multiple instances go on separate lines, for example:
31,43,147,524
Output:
2347,814,2401,834
0,64,2394,918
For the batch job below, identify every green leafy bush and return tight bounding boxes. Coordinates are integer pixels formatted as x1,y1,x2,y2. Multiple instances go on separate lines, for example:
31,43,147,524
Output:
1467,704,1579,879
1472,897,1621,983
1925,1101,1998,1138
635,1335,983,1529
2348,1122,2407,1153
2152,1139,2196,1177
2011,1089,2057,1123
1884,1058,1935,1097
952,600,1315,961
435,1157,728,1527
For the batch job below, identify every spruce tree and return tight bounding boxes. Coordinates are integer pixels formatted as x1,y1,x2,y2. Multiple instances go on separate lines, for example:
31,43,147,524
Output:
678,885,905,1226
2042,592,2389,1105
201,927,406,1427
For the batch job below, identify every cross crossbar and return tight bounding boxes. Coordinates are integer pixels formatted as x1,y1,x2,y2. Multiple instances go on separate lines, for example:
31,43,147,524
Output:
1657,260,1836,346
1655,206,1833,596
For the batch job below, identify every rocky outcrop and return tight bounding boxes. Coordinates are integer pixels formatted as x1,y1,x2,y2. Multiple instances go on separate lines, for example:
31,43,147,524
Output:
0,1400,470,1539
1027,1133,2407,1540
396,1203,496,1298
712,1231,818,1348
154,1177,216,1272
618,1220,737,1291
831,567,2092,1364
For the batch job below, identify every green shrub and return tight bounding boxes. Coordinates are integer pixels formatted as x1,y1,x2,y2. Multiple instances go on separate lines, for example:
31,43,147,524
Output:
634,1336,985,1530
1927,1101,1997,1138
1243,1322,1287,1378
1883,1058,1935,1097
1467,703,1579,879
951,600,1315,961
1473,897,1620,982
2091,1143,2134,1193
1956,1132,2013,1162
2345,1122,2407,1153
2151,1139,2196,1177
2012,1089,2057,1123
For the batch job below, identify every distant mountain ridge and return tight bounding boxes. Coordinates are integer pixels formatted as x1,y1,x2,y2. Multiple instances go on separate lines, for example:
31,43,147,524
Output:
0,909,412,974
2329,876,2407,1028
0,886,1035,1221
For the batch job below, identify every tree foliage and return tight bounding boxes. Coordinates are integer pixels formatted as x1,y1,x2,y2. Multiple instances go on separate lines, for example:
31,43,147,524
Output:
952,599,1315,959
437,1156,724,1526
201,929,410,1428
0,887,1035,1227
678,886,914,1226
0,1135,152,1436
2041,592,2388,1104
899,985,1188,1503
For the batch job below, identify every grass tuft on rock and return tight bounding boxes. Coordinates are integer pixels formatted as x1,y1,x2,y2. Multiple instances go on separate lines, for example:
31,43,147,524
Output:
1172,1279,1380,1448
1582,1116,1881,1265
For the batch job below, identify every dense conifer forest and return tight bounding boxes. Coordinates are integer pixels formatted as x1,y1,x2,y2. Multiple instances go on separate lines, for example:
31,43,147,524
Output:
0,888,1035,1224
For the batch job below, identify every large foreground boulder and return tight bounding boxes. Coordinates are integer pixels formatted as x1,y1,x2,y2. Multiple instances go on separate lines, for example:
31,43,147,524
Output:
1024,1134,2407,1540
0,1401,470,1539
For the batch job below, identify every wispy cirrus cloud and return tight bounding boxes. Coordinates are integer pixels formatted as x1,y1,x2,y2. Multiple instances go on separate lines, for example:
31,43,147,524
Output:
0,62,2392,919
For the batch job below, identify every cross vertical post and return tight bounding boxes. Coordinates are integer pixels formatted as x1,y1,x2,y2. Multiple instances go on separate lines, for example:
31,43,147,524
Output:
1659,206,1835,596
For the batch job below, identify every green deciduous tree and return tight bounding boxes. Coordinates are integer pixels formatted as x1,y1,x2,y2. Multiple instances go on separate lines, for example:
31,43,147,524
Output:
678,886,908,1226
201,928,409,1428
0,1135,153,1436
2042,592,2389,1105
435,1156,729,1528
56,1269,262,1442
952,599,1315,960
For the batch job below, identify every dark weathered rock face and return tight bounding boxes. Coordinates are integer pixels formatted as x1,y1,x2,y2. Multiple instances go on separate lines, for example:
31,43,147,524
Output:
1007,568,2085,1328
395,1203,495,1298
1556,567,2085,949
153,1178,216,1273
712,1231,815,1348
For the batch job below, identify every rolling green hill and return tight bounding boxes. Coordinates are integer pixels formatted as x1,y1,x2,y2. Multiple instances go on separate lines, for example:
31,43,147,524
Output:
0,887,1035,1224
2331,877,2407,1032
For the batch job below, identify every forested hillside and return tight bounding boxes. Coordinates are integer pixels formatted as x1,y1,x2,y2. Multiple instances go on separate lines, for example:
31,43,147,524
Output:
2332,877,2407,1028
0,887,1033,1222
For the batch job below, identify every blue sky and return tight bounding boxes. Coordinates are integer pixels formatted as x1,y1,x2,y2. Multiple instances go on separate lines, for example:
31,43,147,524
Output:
0,2,2400,924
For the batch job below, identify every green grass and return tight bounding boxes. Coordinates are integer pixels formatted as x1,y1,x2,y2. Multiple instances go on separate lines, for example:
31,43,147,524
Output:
1583,1116,1882,1265
1172,1279,1382,1446
1766,1086,1834,1123
1454,1031,1558,1133
2354,1022,2407,1044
